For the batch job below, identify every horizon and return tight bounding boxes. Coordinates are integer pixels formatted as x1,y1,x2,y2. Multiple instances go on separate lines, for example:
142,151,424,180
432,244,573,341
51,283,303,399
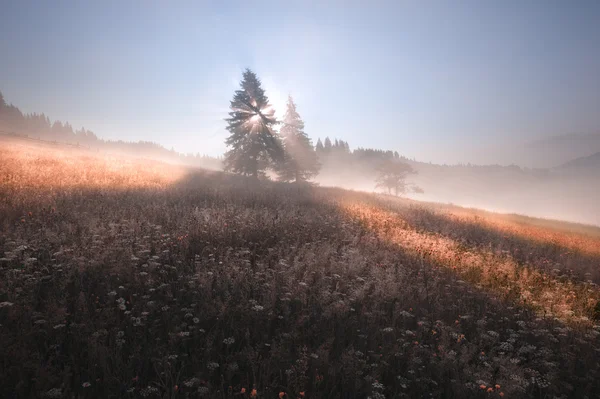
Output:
2,1,600,165
2,87,600,169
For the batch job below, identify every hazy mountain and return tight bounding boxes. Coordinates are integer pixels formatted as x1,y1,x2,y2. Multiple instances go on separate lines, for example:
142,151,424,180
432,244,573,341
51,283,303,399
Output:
522,133,600,168
556,152,600,174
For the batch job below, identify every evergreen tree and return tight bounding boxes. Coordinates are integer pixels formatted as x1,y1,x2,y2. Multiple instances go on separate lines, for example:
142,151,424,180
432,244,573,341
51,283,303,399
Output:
324,137,332,152
315,138,324,152
224,69,282,178
277,95,320,182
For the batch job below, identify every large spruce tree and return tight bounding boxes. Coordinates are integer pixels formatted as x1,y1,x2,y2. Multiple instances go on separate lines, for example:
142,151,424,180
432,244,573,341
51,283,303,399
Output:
277,95,320,182
224,69,282,178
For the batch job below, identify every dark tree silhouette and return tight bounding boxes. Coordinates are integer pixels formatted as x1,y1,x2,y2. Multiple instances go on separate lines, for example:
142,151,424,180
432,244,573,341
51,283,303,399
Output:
224,69,283,179
315,138,324,153
375,159,417,196
324,137,332,152
277,95,320,182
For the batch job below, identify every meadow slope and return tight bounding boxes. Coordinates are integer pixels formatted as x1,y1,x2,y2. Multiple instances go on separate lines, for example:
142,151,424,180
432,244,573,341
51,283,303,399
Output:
1,140,600,398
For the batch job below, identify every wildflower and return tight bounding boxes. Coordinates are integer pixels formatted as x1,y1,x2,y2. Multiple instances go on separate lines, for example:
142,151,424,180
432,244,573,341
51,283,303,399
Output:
223,337,235,345
140,386,159,397
487,387,493,393
480,384,487,389
82,382,91,388
45,388,62,398
279,392,285,398
183,378,200,387
251,388,258,397
241,388,246,393
207,362,219,371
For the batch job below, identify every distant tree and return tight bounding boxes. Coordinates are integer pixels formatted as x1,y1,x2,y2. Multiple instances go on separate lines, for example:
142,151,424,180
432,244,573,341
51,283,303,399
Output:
375,159,417,196
51,121,63,139
224,69,283,179
277,96,320,182
0,90,5,109
315,138,324,153
324,137,332,152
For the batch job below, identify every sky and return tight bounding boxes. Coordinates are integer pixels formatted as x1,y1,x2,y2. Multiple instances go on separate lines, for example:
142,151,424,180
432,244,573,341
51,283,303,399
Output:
1,1,600,164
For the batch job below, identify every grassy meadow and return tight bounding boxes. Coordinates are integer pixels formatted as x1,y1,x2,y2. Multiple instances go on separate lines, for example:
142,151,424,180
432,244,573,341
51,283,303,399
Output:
1,138,600,398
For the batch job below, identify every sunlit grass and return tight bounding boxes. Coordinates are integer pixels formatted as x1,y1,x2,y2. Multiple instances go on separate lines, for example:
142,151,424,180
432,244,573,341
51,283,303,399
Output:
341,202,600,326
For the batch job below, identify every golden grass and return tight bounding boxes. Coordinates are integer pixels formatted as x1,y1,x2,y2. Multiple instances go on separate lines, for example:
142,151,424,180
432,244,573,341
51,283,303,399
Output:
0,137,187,192
341,203,600,326
444,207,600,256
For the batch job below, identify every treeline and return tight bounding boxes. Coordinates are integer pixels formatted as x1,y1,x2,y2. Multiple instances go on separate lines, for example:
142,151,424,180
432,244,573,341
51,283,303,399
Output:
0,90,222,170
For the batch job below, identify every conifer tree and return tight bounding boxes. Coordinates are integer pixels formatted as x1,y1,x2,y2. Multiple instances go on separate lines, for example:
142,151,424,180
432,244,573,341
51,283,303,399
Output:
315,138,324,153
224,69,283,178
277,95,320,182
324,137,332,152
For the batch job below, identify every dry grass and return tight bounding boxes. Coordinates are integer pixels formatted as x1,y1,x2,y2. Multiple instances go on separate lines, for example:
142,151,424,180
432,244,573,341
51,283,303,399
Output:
1,140,599,398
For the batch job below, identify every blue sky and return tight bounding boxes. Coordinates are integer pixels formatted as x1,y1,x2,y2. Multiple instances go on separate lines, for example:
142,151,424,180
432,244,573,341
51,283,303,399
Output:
1,1,600,164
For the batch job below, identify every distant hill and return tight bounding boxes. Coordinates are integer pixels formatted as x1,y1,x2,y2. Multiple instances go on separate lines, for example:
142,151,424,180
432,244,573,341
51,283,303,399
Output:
523,133,600,168
0,89,222,170
556,152,600,174
475,132,600,168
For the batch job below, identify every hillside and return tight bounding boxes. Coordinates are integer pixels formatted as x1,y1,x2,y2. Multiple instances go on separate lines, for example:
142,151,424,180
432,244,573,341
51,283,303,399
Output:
522,133,600,168
556,151,600,173
0,90,222,170
1,139,600,398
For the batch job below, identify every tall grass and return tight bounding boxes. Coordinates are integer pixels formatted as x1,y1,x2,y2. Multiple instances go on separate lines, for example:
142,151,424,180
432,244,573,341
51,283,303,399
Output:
1,141,599,398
